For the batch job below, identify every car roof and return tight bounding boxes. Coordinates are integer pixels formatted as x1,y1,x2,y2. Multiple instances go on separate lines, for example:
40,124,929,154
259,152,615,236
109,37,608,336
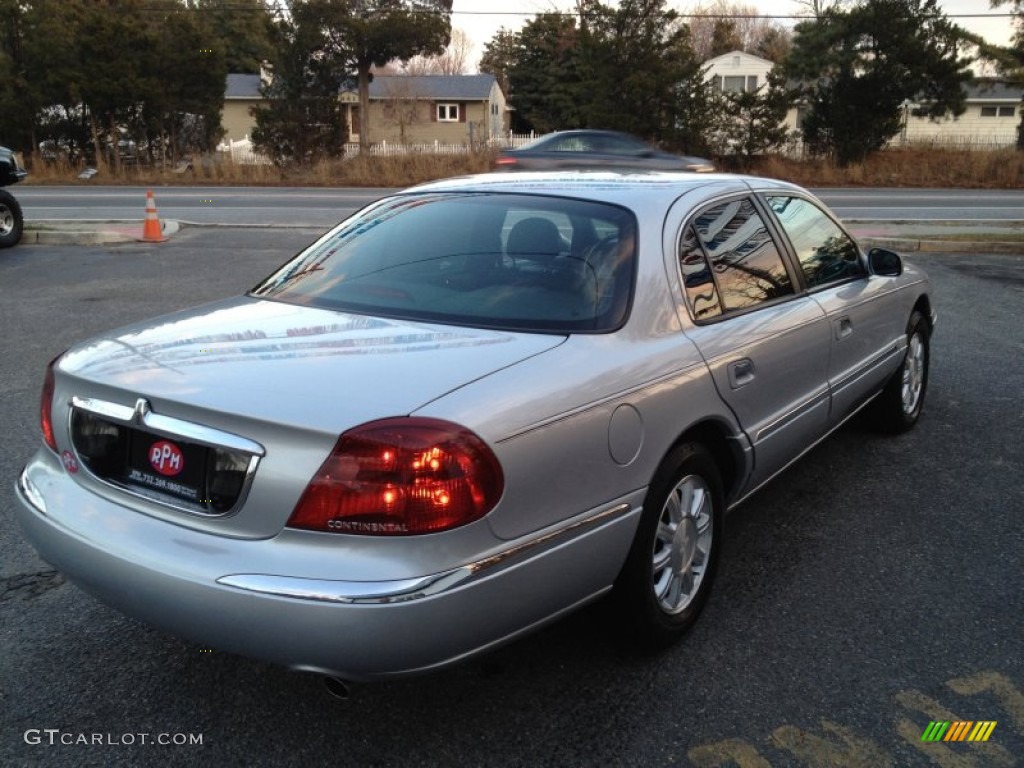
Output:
404,171,805,212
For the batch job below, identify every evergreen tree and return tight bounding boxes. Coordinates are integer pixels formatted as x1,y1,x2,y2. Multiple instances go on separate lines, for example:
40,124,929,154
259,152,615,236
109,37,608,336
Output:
313,0,453,151
989,0,1023,148
492,1,713,151
713,67,794,168
787,0,971,164
251,4,348,164
196,0,275,74
505,13,583,133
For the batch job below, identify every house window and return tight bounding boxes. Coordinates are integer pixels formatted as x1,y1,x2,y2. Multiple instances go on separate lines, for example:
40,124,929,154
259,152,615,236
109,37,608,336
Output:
747,75,758,92
722,76,746,93
981,106,1016,117
437,103,459,122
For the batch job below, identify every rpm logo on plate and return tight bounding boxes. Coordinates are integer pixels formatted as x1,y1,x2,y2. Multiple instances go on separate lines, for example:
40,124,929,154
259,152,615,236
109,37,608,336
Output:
149,440,184,476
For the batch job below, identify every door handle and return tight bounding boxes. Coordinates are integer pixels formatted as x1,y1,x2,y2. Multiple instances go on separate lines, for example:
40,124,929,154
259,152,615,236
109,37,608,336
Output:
835,316,853,340
728,358,756,389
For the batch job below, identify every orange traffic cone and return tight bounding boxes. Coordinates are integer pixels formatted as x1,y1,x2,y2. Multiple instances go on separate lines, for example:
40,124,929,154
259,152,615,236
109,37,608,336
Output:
140,190,168,242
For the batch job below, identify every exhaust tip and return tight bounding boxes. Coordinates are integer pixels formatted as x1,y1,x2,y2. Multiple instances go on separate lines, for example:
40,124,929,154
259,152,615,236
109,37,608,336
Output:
323,676,352,700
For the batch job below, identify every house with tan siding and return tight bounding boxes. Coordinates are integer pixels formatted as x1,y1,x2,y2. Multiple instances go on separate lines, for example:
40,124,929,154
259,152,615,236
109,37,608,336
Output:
219,72,509,147
221,73,263,142
340,74,509,146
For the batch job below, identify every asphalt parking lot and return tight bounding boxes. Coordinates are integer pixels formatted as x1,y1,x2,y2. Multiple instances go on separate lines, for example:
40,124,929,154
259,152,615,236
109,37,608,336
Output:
1,229,1021,767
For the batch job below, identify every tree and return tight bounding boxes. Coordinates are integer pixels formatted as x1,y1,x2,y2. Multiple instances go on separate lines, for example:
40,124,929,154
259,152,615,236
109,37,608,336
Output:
251,3,348,164
196,0,275,74
315,0,453,151
401,27,472,75
687,1,791,61
479,27,516,97
504,12,583,133
989,0,1024,147
753,26,792,63
793,0,854,18
709,20,743,57
711,67,794,167
787,0,971,164
146,6,228,160
575,0,711,151
377,76,428,142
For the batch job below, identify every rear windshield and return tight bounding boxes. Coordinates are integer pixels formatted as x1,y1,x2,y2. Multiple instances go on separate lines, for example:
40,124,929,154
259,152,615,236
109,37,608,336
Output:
249,192,637,333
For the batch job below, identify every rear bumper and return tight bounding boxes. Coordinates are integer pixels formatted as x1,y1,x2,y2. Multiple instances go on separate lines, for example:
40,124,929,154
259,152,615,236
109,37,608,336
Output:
15,449,641,681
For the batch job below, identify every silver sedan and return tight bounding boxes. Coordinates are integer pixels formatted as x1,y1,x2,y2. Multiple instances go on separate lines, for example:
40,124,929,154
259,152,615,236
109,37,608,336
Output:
16,171,934,685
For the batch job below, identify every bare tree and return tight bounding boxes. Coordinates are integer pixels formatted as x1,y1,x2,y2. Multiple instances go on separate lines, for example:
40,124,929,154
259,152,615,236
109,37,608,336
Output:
792,0,852,19
377,77,428,143
396,28,472,75
686,1,790,60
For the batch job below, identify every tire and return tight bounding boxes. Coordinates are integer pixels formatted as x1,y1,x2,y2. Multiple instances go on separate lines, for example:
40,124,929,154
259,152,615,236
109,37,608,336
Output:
614,443,723,647
0,188,24,248
870,310,930,434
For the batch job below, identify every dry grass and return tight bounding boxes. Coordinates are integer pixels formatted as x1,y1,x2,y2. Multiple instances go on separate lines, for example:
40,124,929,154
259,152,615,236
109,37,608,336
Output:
20,147,1024,189
747,147,1024,189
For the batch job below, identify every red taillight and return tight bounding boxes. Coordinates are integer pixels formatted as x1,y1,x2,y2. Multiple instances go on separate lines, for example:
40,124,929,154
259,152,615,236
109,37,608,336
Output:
494,157,518,167
287,418,504,536
40,357,59,452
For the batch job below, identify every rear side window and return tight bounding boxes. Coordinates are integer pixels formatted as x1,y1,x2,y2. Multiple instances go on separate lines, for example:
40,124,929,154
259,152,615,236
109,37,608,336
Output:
250,193,637,333
680,198,793,317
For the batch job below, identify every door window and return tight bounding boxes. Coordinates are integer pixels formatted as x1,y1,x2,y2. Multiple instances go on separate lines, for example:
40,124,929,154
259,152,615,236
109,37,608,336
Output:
765,195,865,288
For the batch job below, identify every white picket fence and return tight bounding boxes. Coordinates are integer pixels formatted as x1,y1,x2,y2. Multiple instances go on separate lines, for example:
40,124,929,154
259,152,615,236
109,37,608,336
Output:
216,133,536,165
215,137,272,165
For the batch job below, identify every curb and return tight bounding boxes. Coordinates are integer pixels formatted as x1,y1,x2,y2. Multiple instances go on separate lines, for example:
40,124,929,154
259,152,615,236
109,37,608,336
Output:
23,219,180,246
855,236,1024,255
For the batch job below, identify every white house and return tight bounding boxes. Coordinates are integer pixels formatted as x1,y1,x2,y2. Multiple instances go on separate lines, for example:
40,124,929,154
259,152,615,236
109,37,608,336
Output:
901,79,1020,148
704,50,1022,151
703,50,801,135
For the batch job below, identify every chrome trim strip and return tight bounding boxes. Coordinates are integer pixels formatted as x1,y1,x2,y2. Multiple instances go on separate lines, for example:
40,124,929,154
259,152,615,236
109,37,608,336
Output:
217,502,634,604
17,470,48,515
829,343,901,395
71,396,266,456
217,571,471,605
729,390,881,511
755,387,830,443
466,502,630,574
68,396,263,518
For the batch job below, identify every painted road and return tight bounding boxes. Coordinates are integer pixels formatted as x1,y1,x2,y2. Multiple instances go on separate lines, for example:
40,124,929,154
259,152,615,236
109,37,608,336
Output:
12,185,1024,228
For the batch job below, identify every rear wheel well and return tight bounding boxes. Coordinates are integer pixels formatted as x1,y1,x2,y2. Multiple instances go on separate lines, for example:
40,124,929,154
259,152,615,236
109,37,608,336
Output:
665,421,740,504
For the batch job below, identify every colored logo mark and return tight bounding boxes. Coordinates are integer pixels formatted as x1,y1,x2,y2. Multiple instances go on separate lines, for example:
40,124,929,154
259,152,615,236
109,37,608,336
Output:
921,721,997,742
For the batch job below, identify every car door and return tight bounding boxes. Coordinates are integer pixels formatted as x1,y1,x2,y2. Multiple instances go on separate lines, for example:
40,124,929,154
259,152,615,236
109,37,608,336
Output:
762,194,906,425
675,195,833,491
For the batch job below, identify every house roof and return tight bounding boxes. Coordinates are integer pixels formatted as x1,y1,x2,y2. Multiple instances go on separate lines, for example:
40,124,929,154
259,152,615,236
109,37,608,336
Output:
703,50,775,69
226,73,261,99
966,79,1023,102
367,74,497,100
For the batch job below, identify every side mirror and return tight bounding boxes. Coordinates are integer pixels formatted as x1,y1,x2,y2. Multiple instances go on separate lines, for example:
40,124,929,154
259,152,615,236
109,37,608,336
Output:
868,247,903,277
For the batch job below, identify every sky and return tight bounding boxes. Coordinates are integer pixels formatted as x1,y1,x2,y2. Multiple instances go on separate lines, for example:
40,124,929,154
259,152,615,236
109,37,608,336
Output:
448,0,1018,70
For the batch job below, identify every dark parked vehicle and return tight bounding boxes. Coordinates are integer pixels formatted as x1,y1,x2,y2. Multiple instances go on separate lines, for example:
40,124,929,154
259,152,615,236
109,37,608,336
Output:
0,145,27,248
495,130,715,173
